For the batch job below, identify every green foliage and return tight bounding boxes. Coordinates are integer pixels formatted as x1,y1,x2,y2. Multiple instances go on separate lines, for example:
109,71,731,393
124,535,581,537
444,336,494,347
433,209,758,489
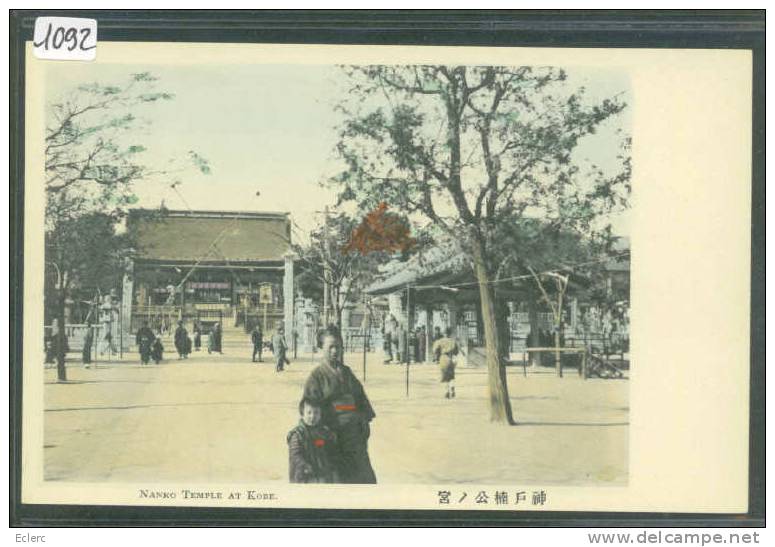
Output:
44,73,210,327
332,65,630,249
332,63,631,311
45,211,132,310
188,150,212,175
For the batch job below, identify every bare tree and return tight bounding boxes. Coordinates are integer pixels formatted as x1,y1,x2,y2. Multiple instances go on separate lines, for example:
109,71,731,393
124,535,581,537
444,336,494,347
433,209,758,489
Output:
45,73,209,381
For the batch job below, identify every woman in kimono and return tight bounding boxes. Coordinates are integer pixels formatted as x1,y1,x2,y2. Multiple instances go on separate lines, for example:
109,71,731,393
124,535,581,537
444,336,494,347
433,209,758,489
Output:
302,326,376,484
433,327,460,399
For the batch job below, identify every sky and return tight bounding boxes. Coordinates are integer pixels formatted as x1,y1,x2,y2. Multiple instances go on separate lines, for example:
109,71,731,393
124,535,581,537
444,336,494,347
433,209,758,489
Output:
45,62,631,239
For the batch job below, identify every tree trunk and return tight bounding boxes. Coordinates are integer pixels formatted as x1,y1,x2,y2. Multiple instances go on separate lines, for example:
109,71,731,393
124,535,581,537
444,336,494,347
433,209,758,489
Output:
56,287,67,382
554,328,562,378
472,243,514,425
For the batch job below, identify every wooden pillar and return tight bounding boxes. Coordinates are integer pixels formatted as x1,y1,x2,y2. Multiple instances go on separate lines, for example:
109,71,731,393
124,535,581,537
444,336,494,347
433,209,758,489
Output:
283,252,295,338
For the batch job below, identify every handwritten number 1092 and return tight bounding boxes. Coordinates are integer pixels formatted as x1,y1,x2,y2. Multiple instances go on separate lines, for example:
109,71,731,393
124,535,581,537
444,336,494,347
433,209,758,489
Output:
34,23,95,52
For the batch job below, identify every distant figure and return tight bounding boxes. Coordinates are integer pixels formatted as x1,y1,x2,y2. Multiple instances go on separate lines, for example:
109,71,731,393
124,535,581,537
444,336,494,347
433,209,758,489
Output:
540,329,553,366
82,320,94,368
46,319,69,366
432,326,443,362
151,335,164,364
136,321,155,365
360,313,371,352
44,330,55,365
207,326,215,355
527,326,540,367
287,398,338,484
272,325,289,372
212,323,223,353
174,321,190,360
417,325,427,363
251,323,263,363
433,327,460,399
397,323,408,363
303,326,377,484
382,314,395,364
193,322,202,351
411,328,420,362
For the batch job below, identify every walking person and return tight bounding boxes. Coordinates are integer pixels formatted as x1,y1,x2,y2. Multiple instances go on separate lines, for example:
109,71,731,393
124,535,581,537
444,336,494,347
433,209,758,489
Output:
174,321,190,360
433,327,460,399
272,325,289,372
251,323,263,363
303,326,377,484
432,326,442,362
193,322,202,351
397,322,408,363
151,334,164,364
411,328,420,363
82,320,94,368
136,321,155,365
213,322,223,354
418,325,427,363
207,326,215,355
382,315,394,364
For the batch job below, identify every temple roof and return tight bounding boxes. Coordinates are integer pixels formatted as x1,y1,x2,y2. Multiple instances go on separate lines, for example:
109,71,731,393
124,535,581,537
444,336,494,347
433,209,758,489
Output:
366,236,630,296
129,209,291,263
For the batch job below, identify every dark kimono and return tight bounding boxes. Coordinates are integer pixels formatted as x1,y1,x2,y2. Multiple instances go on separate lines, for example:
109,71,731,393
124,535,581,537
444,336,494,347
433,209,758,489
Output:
287,421,337,483
418,330,427,362
193,326,202,350
136,327,155,364
251,328,263,362
303,362,377,484
82,327,94,364
174,326,189,358
151,338,164,364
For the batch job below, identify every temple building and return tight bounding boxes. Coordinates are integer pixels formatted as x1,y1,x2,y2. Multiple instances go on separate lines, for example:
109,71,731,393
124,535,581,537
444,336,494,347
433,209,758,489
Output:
121,209,295,346
365,236,630,364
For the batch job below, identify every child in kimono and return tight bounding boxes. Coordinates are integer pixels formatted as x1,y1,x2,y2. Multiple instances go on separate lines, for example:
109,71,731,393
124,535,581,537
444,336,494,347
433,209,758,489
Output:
287,398,338,484
151,335,164,364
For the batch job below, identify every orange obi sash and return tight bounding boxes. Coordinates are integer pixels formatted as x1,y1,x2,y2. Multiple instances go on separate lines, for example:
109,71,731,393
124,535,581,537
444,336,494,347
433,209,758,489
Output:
332,395,358,425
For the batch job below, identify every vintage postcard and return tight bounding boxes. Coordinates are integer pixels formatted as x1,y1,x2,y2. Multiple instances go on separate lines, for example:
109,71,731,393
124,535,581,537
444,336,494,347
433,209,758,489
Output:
20,41,752,513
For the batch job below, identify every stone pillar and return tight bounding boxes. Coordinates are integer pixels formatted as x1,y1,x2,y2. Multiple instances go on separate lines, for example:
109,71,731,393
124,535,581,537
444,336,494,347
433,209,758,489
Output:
388,292,403,322
446,301,458,336
120,259,134,351
296,298,318,353
341,305,352,329
283,252,295,340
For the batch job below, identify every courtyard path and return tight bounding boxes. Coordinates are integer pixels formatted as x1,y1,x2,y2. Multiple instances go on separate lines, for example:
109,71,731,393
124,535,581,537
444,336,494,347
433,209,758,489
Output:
44,350,628,485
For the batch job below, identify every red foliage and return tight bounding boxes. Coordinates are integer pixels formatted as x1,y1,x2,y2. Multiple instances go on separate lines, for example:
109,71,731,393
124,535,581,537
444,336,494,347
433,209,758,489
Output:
344,202,416,256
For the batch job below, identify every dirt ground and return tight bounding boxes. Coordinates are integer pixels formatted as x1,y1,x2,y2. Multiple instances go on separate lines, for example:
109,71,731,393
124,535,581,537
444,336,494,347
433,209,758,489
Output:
43,350,628,486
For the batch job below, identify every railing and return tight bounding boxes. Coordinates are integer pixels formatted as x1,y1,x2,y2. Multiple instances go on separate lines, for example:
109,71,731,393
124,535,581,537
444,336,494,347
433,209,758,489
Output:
342,327,383,353
132,305,182,316
44,324,104,351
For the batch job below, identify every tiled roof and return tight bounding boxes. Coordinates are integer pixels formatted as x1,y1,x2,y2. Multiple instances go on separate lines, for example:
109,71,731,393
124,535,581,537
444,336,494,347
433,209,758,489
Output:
367,235,630,294
130,209,291,263
366,242,469,295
